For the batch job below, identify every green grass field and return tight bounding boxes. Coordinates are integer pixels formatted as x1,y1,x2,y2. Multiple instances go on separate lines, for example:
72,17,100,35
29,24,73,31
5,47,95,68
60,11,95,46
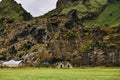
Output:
0,68,120,80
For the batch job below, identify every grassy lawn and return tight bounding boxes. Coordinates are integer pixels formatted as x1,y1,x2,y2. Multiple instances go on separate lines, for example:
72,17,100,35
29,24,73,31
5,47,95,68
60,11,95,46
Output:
0,68,120,80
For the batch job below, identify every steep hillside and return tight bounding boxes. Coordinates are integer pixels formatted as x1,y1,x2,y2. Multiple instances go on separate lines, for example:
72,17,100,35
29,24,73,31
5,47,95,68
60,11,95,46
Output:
84,0,120,27
0,0,32,22
94,1,120,27
46,0,120,27
0,0,120,67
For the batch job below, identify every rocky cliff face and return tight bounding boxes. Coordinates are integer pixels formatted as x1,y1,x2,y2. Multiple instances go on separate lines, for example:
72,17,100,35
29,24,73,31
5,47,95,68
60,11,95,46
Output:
0,0,120,67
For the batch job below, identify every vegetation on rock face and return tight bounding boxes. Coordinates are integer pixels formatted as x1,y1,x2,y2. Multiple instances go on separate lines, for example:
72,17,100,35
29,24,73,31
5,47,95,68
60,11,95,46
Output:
78,40,93,53
0,0,120,67
64,29,78,40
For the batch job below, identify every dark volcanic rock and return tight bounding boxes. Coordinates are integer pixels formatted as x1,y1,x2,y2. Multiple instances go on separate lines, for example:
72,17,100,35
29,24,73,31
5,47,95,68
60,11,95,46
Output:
30,27,46,43
17,30,29,38
8,46,17,54
23,41,34,50
9,36,18,45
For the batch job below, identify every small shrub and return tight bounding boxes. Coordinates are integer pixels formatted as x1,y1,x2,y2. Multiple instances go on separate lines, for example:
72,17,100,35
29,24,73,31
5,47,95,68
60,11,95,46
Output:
64,29,78,40
0,27,4,32
78,40,93,53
